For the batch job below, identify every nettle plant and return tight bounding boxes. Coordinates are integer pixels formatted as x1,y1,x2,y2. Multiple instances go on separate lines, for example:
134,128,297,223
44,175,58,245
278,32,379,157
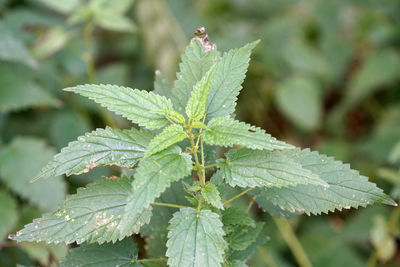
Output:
10,29,395,266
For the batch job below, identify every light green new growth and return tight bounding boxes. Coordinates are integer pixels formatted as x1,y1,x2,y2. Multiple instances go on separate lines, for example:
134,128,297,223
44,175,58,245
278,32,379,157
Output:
185,64,216,121
145,124,187,157
201,183,224,210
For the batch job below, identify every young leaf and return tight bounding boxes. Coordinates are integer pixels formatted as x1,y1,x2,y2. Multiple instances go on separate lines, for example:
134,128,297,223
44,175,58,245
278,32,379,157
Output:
121,146,192,235
217,148,327,188
64,84,174,129
255,149,396,215
221,207,255,228
153,70,173,98
166,208,226,267
153,109,185,124
0,137,66,211
226,222,264,251
203,117,293,150
35,127,153,180
10,177,152,244
206,41,259,119
171,39,220,113
60,238,141,267
201,183,224,210
0,190,18,240
145,124,187,157
185,64,216,121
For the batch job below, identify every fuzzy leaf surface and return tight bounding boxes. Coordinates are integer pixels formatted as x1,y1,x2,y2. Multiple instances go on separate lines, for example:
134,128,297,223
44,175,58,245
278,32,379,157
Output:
60,238,141,267
64,84,173,129
255,149,396,215
145,124,186,157
226,222,264,251
166,208,226,267
10,177,151,244
0,137,66,211
35,127,153,180
171,39,220,114
206,41,259,118
121,146,192,235
217,149,327,188
203,117,293,150
201,183,224,210
186,64,216,121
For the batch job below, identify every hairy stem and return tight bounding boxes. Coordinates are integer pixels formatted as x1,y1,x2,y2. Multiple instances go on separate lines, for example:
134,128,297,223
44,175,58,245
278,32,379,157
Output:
204,164,217,169
151,202,187,209
273,218,312,267
223,187,255,206
246,196,257,213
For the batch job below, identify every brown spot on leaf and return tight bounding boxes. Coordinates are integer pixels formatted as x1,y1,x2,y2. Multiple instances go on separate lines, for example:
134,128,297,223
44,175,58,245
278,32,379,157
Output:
191,27,215,52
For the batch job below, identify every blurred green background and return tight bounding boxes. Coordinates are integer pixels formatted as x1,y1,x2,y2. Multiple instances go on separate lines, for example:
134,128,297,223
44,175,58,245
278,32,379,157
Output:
0,0,399,266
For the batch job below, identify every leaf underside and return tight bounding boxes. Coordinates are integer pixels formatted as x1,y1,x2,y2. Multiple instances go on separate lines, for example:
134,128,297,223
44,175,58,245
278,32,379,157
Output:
255,149,396,215
35,127,153,180
166,208,226,267
204,117,293,150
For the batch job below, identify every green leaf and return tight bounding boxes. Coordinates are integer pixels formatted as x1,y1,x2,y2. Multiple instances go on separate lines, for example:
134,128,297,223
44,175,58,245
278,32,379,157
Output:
95,13,136,32
186,64,216,121
0,137,66,211
60,238,142,267
0,63,59,112
344,50,400,108
206,41,259,119
64,84,174,129
153,109,185,124
275,75,322,131
217,148,327,188
201,183,224,210
0,190,18,240
255,149,396,215
171,39,220,114
221,208,255,228
226,222,264,251
38,0,80,14
203,117,293,150
121,146,192,235
35,127,153,180
153,70,173,98
145,124,187,157
166,208,226,267
10,177,151,244
0,24,37,67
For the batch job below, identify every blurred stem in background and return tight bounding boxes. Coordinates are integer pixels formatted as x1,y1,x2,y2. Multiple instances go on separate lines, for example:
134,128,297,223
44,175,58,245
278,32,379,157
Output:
273,218,313,267
135,0,187,82
83,22,117,128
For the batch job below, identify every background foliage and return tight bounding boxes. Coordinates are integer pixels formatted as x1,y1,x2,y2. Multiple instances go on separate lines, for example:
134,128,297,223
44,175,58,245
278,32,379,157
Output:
0,0,399,266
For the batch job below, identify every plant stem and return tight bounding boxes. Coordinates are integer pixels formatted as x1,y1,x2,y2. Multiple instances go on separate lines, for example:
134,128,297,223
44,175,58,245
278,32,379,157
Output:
204,164,217,169
246,196,257,213
223,187,255,206
131,258,168,264
151,202,187,209
273,218,312,267
83,23,117,128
